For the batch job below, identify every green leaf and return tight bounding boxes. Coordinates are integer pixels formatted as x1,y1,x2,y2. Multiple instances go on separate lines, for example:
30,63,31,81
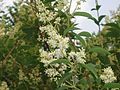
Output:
105,22,120,38
96,5,101,10
63,24,79,36
103,83,120,89
77,36,86,46
89,46,110,56
73,12,93,19
105,23,120,29
73,12,99,26
72,32,86,46
98,15,105,22
50,59,71,65
56,86,68,90
43,0,56,3
98,55,110,65
91,17,99,25
58,72,73,86
78,31,92,37
91,8,96,11
106,28,120,37
80,63,98,78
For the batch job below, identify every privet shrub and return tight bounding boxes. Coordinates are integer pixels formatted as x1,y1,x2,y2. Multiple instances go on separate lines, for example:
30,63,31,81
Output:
0,0,120,90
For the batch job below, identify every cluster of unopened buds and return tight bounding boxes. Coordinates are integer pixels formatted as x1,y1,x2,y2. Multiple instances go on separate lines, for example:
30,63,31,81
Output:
0,81,9,90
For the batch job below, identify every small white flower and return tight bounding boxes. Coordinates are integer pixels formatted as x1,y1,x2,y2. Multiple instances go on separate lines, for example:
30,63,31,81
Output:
54,17,61,24
39,49,53,60
56,0,69,10
68,51,77,60
76,54,86,64
58,37,69,50
0,81,9,90
45,68,59,78
79,48,86,58
54,63,60,68
68,48,86,64
100,67,117,83
58,63,67,74
47,39,58,48
54,49,66,59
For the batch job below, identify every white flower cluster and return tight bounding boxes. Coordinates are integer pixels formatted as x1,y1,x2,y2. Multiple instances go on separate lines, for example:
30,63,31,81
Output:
0,81,9,90
45,63,67,81
39,25,69,49
39,48,67,66
56,0,69,10
37,0,86,82
68,48,86,64
100,67,117,83
36,0,57,23
76,0,86,10
54,17,61,24
39,24,69,65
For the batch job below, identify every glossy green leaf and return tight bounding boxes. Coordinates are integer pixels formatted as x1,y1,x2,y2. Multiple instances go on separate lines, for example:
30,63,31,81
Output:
80,63,98,78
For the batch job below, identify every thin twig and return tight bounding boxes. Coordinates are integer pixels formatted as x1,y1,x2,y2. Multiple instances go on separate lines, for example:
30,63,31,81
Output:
2,40,20,66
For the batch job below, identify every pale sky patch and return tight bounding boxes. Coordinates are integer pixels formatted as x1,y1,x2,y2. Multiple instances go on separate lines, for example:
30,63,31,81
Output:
0,0,120,34
75,0,120,33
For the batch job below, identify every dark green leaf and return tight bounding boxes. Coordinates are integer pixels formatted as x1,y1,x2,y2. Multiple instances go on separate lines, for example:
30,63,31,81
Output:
43,0,56,3
73,12,93,19
98,55,110,65
72,32,86,46
91,8,96,11
73,12,99,25
105,23,120,29
91,17,99,25
89,46,110,56
57,86,68,90
98,15,105,22
50,59,71,65
58,72,73,86
63,25,79,36
103,83,120,89
96,5,101,10
78,31,92,37
80,63,98,78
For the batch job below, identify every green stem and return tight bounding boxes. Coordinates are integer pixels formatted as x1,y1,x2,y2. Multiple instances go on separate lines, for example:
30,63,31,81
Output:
95,0,101,33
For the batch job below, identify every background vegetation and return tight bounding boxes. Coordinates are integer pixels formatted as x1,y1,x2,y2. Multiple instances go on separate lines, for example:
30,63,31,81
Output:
0,0,120,90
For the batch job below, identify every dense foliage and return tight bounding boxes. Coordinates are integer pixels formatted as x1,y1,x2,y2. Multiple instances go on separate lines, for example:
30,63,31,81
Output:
0,0,120,90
